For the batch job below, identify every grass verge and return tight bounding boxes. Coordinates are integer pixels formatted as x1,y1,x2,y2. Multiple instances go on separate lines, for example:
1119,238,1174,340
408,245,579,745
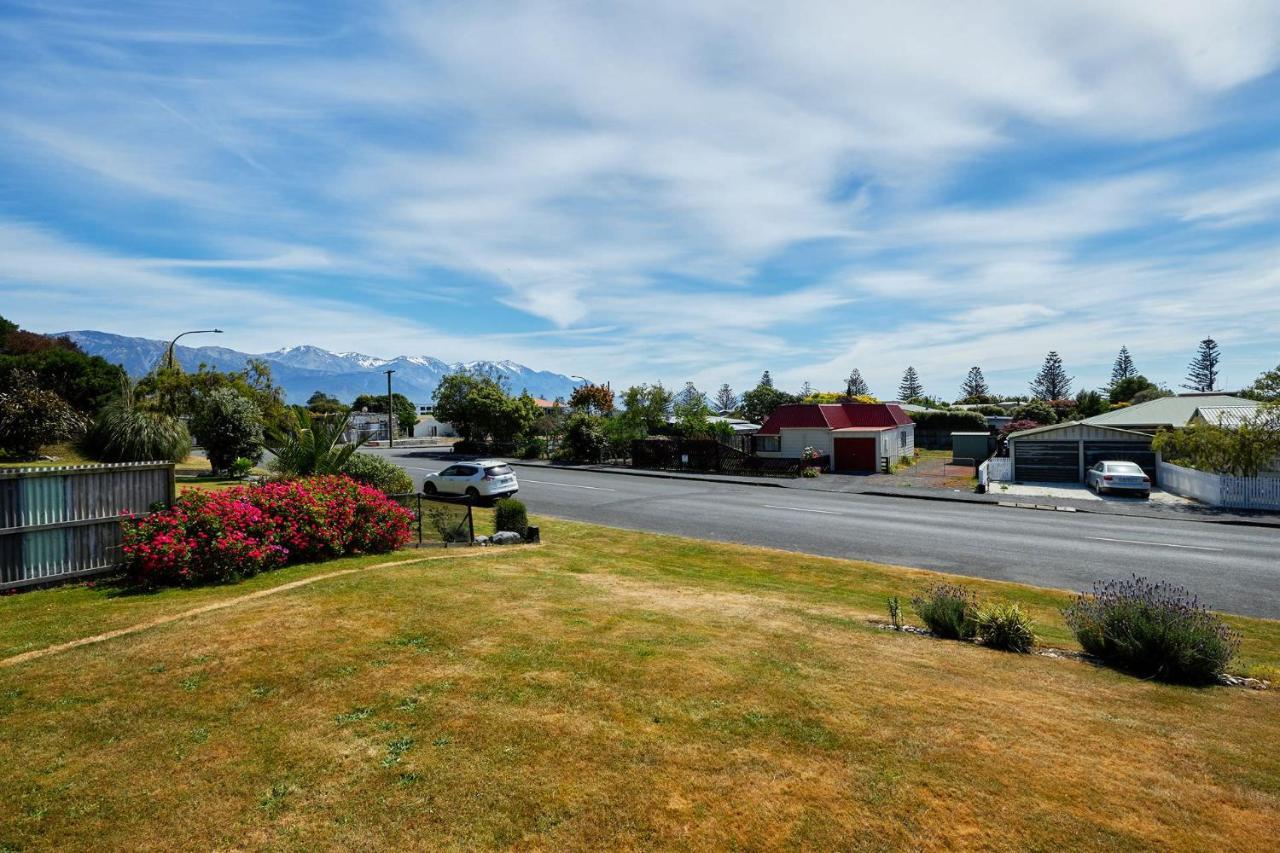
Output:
1,517,1277,849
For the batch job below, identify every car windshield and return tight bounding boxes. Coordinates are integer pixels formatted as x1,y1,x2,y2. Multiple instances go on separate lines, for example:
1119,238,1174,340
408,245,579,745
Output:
485,465,513,476
1107,462,1144,474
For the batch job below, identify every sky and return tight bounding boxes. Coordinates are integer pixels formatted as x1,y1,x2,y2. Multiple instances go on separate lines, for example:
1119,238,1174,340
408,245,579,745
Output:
2,0,1280,400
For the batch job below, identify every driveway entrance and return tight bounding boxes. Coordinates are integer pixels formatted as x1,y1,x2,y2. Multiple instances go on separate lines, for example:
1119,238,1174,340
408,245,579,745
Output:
834,437,876,472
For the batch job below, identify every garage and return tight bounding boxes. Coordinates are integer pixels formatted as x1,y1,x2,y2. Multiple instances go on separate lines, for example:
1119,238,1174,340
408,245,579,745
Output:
1008,422,1157,484
834,437,877,472
1013,441,1078,482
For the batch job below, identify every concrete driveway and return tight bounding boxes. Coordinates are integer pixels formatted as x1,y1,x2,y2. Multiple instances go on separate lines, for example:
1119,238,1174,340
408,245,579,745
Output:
993,481,1194,507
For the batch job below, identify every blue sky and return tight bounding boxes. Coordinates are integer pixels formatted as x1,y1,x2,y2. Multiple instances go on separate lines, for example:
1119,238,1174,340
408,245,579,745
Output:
3,1,1280,399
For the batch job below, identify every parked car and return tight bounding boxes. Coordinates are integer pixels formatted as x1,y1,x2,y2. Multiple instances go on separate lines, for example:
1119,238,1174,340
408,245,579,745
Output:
1086,461,1151,498
423,460,519,501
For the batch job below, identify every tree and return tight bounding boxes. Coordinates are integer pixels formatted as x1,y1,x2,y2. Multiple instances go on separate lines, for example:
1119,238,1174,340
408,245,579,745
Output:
138,359,288,438
0,315,16,349
898,366,923,401
306,391,345,414
558,413,607,463
713,384,738,414
1183,337,1221,392
1073,389,1107,419
1011,399,1056,425
845,369,870,397
0,370,87,459
1243,363,1280,402
675,382,708,413
1108,374,1161,405
758,371,774,389
190,387,264,474
1109,346,1137,388
568,383,614,416
1029,351,1072,400
959,366,990,402
1153,406,1280,476
0,328,126,415
82,380,191,463
1130,386,1173,405
432,372,538,447
739,379,796,425
618,383,674,434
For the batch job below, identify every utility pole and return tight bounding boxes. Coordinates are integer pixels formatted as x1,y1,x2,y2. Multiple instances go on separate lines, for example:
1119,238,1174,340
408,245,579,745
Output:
384,369,396,448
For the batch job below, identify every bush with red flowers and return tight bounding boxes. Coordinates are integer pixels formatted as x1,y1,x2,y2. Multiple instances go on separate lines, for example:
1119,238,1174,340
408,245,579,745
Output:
123,475,413,586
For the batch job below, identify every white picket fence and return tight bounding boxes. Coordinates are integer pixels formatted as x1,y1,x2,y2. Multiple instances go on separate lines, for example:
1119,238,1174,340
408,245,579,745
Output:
978,457,1012,488
1157,461,1280,511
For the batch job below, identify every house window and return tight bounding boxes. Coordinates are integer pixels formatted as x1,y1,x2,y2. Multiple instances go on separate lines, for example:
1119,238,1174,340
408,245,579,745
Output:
755,435,781,453
900,429,908,445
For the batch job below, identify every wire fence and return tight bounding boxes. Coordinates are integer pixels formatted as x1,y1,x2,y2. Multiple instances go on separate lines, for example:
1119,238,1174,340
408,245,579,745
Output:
388,492,476,546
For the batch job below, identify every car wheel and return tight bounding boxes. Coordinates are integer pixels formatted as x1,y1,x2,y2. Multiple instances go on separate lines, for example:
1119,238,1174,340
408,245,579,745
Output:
465,487,480,501
423,482,437,495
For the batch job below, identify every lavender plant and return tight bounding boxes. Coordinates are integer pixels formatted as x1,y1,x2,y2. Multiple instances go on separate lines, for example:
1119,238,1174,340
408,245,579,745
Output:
1063,576,1239,684
911,584,978,639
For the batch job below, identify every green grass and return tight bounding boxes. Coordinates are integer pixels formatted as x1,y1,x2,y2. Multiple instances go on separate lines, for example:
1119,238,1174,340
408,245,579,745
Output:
1,517,1277,849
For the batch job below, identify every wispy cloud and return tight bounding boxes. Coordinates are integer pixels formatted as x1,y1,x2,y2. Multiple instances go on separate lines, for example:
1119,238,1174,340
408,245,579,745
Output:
2,0,1280,398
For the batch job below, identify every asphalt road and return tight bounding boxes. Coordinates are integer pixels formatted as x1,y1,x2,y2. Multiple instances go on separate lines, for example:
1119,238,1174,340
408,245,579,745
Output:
366,448,1280,619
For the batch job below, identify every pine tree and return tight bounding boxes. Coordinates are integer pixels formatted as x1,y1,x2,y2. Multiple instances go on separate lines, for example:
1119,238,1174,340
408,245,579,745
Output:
799,380,813,398
759,370,773,389
898,367,923,401
1109,346,1136,388
960,366,989,401
1029,351,1072,400
845,369,870,397
713,383,738,413
1183,337,1220,392
675,381,706,410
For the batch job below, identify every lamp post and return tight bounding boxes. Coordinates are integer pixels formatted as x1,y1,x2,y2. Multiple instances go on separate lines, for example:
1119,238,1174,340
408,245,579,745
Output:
165,329,223,371
384,369,396,448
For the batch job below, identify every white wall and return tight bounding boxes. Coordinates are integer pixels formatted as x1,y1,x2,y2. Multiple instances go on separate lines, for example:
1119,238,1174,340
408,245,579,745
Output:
780,429,834,460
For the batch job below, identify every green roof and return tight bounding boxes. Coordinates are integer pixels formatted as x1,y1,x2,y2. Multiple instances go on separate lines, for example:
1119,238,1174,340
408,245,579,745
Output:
1083,395,1259,428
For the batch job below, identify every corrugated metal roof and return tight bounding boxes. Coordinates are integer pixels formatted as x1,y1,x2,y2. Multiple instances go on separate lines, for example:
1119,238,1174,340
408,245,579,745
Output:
757,403,912,435
1007,421,1153,441
1083,395,1258,428
1192,406,1267,428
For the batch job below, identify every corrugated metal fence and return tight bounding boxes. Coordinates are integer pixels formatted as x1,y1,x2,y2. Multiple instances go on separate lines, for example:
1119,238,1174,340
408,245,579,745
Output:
0,463,175,590
1157,461,1280,511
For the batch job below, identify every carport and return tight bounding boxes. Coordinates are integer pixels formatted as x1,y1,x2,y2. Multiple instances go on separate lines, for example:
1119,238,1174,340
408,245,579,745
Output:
1008,422,1158,484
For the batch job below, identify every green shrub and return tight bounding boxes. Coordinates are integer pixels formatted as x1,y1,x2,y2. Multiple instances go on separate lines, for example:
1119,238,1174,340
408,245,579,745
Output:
1064,576,1239,684
494,498,528,538
0,369,87,459
799,465,820,478
975,602,1035,652
82,386,191,463
911,584,978,639
519,436,547,459
341,452,413,494
556,413,606,462
229,457,255,479
190,387,263,474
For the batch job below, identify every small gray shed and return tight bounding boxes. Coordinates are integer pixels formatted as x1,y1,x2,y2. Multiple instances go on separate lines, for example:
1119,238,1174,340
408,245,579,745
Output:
1007,422,1158,484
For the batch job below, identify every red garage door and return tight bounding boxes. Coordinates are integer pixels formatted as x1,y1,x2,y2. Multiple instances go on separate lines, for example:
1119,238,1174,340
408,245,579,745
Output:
834,437,876,472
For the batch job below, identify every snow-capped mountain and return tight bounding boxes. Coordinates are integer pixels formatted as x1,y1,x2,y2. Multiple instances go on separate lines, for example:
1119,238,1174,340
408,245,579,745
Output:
60,330,582,405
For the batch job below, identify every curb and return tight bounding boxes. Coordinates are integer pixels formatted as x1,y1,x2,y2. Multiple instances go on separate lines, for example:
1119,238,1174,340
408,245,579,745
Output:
505,460,789,489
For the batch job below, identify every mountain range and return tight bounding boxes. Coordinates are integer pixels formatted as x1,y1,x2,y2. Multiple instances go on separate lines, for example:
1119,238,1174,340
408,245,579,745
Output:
60,330,582,406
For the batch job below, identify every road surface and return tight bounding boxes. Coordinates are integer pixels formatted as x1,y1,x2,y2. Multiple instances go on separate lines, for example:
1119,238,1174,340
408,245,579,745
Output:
366,448,1280,619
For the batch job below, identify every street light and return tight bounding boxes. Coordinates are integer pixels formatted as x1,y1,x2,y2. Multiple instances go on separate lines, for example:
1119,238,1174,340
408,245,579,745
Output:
384,369,396,448
165,329,223,371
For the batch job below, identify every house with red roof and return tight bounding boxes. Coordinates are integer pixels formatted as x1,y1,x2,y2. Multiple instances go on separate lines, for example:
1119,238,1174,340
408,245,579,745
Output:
752,403,915,473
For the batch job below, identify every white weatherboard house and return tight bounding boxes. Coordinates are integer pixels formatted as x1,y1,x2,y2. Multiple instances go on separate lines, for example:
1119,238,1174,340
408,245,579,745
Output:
753,403,915,473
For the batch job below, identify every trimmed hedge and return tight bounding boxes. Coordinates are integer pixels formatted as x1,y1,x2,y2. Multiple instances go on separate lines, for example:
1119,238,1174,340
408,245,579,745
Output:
494,498,528,538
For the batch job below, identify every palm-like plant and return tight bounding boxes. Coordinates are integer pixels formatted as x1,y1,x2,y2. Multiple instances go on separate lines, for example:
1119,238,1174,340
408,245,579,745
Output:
82,379,191,463
268,407,366,476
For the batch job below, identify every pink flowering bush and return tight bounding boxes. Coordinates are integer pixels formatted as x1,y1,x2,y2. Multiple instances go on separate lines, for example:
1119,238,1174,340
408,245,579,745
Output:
123,475,413,586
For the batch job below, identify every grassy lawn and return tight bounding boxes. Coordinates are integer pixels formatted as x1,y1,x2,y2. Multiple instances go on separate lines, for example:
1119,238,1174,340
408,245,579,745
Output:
1,518,1277,849
0,444,96,468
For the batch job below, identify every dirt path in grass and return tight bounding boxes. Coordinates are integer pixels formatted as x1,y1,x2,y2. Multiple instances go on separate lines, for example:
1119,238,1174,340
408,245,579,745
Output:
0,548,524,670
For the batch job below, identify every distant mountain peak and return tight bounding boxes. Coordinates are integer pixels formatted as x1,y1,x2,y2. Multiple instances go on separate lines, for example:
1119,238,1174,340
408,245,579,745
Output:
59,330,583,407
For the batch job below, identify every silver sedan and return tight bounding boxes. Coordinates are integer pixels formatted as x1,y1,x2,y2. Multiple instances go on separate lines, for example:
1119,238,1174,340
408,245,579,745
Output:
1086,461,1151,498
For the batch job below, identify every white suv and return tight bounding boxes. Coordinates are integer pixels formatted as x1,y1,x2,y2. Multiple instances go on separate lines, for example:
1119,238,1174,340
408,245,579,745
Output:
423,460,519,501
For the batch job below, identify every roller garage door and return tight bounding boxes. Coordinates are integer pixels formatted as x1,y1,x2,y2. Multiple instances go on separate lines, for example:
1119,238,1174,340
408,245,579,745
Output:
834,437,877,472
1084,441,1157,484
1013,441,1078,482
